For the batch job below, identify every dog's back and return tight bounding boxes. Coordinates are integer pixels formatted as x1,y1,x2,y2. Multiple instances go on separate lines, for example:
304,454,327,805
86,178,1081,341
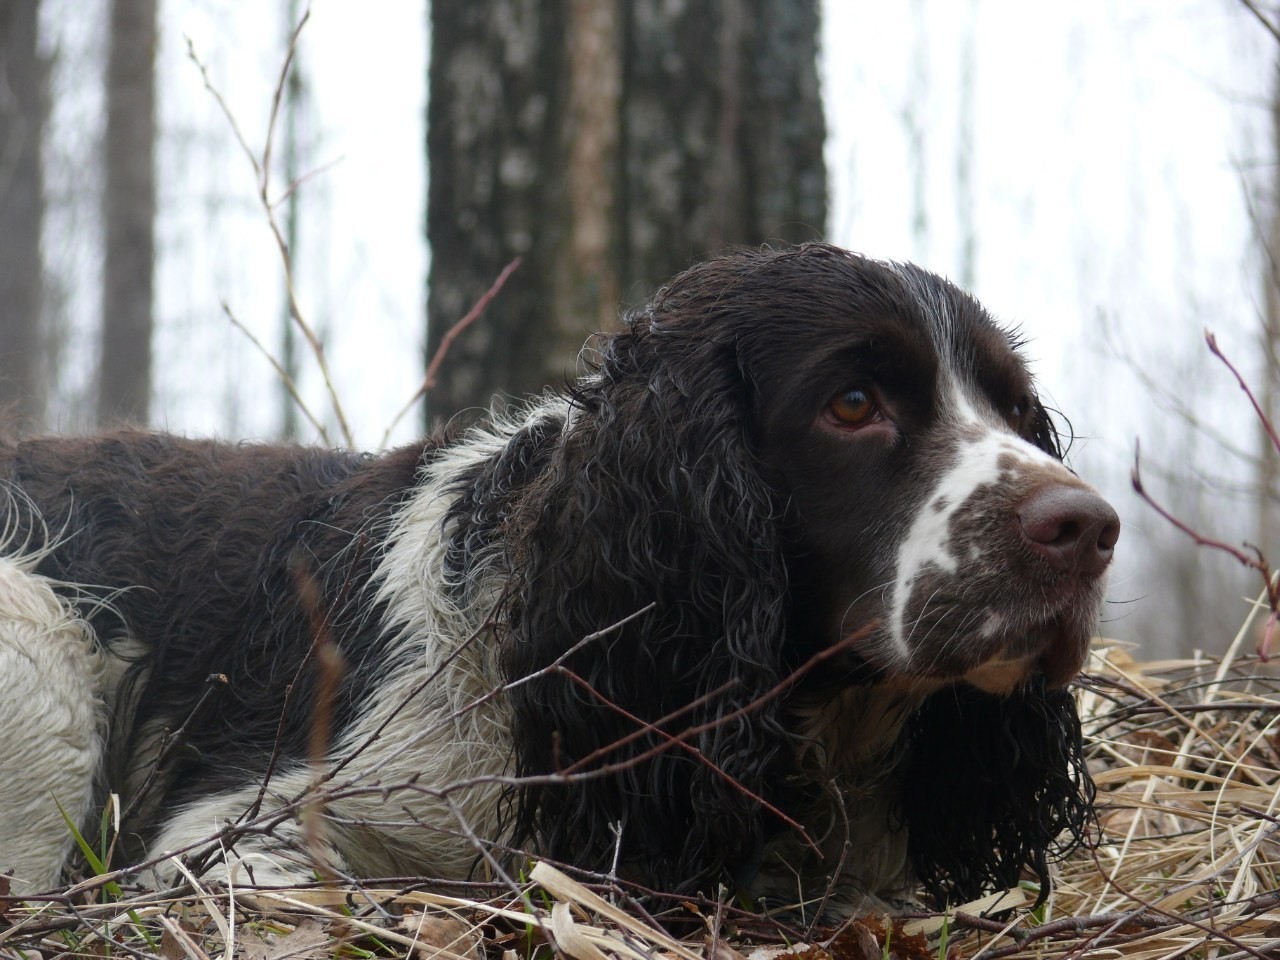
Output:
0,434,432,887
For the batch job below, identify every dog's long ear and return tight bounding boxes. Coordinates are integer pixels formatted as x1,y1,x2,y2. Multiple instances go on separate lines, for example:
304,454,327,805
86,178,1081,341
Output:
902,680,1095,906
499,302,789,892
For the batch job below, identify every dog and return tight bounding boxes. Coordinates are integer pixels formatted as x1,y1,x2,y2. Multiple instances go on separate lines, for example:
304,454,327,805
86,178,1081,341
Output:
0,243,1116,915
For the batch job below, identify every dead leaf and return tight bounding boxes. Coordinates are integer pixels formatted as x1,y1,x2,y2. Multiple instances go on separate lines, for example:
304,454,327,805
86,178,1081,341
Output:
829,917,935,960
550,900,609,960
156,915,207,960
238,918,329,960
705,940,749,960
400,911,482,960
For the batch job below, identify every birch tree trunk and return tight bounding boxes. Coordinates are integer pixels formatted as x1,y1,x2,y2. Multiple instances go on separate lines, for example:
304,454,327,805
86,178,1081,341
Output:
425,0,826,423
98,0,157,426
0,0,48,429
1259,60,1280,560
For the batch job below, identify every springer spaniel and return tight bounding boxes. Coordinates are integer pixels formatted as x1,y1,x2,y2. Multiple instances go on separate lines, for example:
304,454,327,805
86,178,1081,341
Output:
0,244,1117,916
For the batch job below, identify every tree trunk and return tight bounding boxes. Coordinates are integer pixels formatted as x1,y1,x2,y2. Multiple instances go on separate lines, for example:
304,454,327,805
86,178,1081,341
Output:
98,0,157,426
279,0,307,441
425,0,567,424
425,0,826,423
1260,60,1280,560
0,0,48,430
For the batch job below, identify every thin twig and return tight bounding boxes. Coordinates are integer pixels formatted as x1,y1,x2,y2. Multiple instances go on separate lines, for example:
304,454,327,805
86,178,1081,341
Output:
1239,0,1280,45
184,36,261,181
424,258,523,392
189,10,354,447
440,793,534,912
116,673,229,828
271,154,344,209
292,559,347,883
261,8,311,196
222,300,329,442
381,257,522,447
1206,330,1280,459
1132,438,1280,658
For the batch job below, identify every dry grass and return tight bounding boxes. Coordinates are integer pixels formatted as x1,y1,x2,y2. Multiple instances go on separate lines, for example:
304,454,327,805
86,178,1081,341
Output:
5,628,1280,960
977,637,1280,960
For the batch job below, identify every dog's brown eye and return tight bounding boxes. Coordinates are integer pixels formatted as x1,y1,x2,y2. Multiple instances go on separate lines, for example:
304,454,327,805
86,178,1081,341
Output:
830,387,876,425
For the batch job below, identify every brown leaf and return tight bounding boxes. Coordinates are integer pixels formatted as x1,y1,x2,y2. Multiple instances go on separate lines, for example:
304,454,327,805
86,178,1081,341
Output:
238,918,329,960
401,911,482,960
157,918,201,960
705,940,749,960
828,917,934,960
827,922,881,960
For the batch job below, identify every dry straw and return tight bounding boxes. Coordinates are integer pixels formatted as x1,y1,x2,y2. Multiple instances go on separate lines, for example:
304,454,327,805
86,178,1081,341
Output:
6,619,1280,960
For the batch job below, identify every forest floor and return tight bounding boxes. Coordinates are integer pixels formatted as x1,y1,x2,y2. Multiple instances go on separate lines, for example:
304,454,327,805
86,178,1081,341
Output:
3,633,1278,960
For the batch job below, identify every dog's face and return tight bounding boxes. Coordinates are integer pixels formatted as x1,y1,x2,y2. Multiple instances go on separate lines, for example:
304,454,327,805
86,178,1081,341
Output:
736,256,1117,693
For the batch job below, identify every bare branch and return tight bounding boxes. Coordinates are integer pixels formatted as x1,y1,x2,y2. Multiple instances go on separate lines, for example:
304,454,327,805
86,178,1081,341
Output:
1132,441,1270,571
189,9,355,447
1206,330,1280,459
184,37,261,182
222,300,329,442
381,257,522,447
1133,326,1280,664
1239,0,1280,45
261,7,312,196
1133,440,1280,661
271,154,344,209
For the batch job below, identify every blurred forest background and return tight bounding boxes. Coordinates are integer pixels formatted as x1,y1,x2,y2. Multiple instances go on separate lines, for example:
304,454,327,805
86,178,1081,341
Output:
1,0,1278,659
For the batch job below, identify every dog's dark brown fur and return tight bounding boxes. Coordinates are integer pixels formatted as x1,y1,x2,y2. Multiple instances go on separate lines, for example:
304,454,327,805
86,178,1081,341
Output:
0,244,1114,913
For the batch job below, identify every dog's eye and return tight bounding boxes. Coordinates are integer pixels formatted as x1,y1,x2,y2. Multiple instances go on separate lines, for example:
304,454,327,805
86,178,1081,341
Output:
1012,395,1031,421
829,387,877,425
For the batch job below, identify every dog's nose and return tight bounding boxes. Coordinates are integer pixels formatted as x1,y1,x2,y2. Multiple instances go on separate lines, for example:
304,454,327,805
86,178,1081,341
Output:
1018,485,1120,578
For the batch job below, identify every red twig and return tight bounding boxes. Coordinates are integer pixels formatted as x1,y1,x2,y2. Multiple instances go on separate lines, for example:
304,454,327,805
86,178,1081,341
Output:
552,668,812,848
424,257,523,392
561,622,874,777
1206,330,1280,458
549,623,879,852
379,257,522,447
1131,332,1280,660
1133,442,1280,659
1131,442,1270,574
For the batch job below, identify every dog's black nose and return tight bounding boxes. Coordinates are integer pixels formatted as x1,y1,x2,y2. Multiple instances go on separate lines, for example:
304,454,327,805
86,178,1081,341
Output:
1018,485,1120,578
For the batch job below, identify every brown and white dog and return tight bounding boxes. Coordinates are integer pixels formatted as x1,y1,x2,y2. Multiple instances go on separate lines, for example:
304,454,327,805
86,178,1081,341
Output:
0,244,1116,915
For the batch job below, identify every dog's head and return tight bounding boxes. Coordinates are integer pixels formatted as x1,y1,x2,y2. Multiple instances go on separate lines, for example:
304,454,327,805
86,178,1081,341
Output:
497,242,1113,906
710,251,1118,694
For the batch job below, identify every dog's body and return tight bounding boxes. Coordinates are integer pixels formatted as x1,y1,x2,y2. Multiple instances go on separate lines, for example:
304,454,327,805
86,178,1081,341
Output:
0,245,1116,914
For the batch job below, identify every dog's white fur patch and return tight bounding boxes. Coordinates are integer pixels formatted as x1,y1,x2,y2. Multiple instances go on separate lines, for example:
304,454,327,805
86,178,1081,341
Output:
146,400,571,885
886,378,1066,668
0,553,103,892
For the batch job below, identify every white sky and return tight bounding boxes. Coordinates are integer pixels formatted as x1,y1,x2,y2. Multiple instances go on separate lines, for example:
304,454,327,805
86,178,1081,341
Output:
37,0,1278,652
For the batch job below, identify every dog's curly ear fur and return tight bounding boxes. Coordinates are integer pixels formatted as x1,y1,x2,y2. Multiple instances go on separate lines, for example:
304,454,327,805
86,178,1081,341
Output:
499,298,790,891
902,680,1096,906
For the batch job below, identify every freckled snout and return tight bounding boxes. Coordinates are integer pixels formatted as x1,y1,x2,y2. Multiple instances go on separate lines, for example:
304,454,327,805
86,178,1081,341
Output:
1017,485,1119,578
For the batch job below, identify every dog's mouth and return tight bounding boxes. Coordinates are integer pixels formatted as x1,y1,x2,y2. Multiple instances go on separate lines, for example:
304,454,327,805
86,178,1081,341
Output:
959,613,1092,694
